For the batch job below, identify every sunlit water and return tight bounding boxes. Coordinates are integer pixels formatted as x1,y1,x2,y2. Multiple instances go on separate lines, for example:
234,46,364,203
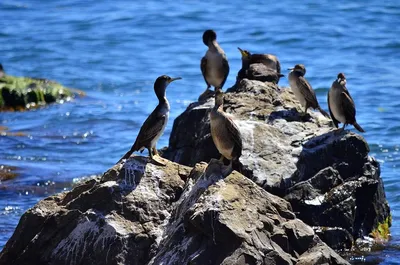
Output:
1,1,399,263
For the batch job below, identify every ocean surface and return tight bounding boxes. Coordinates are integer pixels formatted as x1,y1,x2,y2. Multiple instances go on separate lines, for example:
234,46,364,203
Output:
1,0,399,263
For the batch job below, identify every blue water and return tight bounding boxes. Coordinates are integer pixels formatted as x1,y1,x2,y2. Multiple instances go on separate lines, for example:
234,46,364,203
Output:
1,1,399,263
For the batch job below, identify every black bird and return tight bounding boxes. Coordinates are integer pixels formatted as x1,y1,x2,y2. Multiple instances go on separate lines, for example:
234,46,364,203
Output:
237,47,282,76
118,75,181,164
288,64,330,117
328,73,365,133
199,30,230,101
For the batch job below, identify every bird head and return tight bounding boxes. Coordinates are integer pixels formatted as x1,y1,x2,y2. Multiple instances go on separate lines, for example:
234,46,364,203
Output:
336,73,346,85
237,47,251,59
202,29,217,46
288,64,306,76
154,75,182,99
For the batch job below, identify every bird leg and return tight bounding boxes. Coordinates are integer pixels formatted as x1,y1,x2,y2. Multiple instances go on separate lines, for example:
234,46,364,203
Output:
302,105,309,116
219,155,225,162
152,146,159,156
221,160,233,177
334,124,346,135
148,147,166,166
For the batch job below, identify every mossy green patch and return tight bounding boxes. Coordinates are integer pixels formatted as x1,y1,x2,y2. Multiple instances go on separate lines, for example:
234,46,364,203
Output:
370,215,392,241
0,74,75,111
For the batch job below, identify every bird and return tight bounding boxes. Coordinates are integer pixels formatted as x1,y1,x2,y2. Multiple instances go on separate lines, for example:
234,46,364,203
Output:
199,29,230,102
328,73,365,133
237,47,282,78
288,64,330,117
117,75,181,164
210,88,243,170
0,64,5,78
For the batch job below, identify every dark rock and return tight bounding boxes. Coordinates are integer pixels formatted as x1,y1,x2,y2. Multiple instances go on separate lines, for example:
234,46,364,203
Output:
314,227,353,251
0,158,349,265
296,239,349,265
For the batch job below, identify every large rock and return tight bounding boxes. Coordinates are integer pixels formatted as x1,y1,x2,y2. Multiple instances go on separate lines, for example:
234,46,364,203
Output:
0,157,349,265
162,78,391,250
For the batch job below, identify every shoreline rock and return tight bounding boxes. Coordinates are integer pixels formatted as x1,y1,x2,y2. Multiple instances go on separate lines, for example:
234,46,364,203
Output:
0,75,391,264
0,157,349,265
0,74,82,111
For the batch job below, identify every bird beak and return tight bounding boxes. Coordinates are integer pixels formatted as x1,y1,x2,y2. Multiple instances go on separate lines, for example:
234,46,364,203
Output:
237,47,245,56
287,67,294,71
169,77,182,83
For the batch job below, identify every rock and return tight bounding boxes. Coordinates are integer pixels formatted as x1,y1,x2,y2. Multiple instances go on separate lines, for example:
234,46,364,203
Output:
162,79,391,250
247,63,283,84
0,157,349,265
296,239,349,265
0,69,81,111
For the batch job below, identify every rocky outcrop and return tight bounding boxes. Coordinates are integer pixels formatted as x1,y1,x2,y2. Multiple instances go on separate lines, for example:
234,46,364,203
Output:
0,157,349,265
0,67,81,111
0,76,390,264
163,78,391,251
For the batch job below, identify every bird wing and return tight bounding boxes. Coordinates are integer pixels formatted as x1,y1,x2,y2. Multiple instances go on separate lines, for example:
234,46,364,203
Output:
340,89,356,122
327,91,339,128
219,55,230,89
276,58,281,74
132,107,167,151
200,56,210,87
297,76,319,108
223,113,243,153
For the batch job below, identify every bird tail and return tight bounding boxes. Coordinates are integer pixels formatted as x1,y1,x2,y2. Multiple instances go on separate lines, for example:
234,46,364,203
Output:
353,122,365,133
317,107,330,118
117,149,134,164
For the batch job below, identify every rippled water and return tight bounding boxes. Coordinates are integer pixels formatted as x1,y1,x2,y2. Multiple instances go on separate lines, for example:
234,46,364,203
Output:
1,1,399,263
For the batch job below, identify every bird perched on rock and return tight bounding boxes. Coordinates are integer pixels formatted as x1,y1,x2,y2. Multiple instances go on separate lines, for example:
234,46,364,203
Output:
0,64,5,78
237,47,282,82
210,89,242,170
328,73,365,133
199,29,230,102
117,75,181,164
288,64,329,117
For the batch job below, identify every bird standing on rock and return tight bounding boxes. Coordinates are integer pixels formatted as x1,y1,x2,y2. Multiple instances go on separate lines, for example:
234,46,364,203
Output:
237,47,282,79
117,75,181,165
199,30,230,102
288,64,330,117
328,73,365,133
210,89,243,170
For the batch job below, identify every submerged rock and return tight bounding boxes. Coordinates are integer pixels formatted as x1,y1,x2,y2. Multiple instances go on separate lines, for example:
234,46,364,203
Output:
0,157,349,265
163,78,391,251
0,67,81,111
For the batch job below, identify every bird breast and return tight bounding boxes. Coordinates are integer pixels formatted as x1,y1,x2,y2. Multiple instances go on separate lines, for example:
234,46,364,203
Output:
150,104,170,148
205,50,225,87
210,110,234,160
328,87,347,124
288,72,306,107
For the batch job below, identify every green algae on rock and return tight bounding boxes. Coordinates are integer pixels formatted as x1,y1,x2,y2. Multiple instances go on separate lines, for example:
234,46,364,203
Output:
0,74,76,111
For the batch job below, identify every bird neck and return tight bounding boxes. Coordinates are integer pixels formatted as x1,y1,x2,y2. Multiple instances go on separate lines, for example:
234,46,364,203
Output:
214,99,223,110
208,40,222,53
241,58,250,69
158,95,168,105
